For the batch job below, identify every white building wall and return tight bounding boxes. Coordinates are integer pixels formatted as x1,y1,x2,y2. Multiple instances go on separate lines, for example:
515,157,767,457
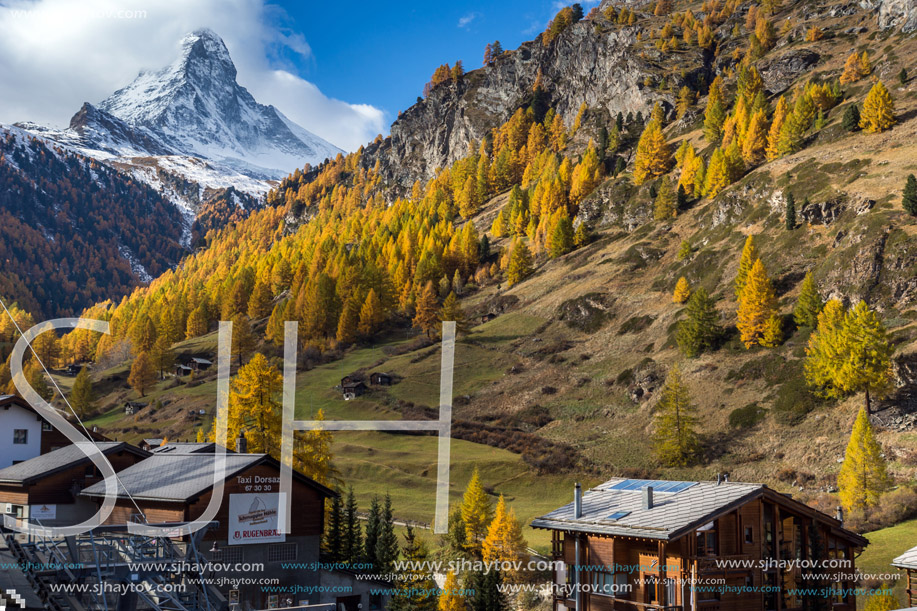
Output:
0,404,43,467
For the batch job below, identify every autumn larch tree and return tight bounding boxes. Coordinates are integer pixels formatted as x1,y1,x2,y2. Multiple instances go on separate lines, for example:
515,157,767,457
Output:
654,178,678,221
150,335,175,380
734,235,759,299
677,287,722,358
672,276,692,304
336,296,360,344
438,571,465,611
703,81,727,143
247,280,273,319
838,408,890,514
793,272,823,328
633,118,672,185
358,288,385,338
506,239,534,286
70,367,95,417
128,351,156,397
737,259,779,348
413,281,440,339
230,313,257,367
653,366,700,466
440,292,468,335
481,495,527,582
805,300,892,413
224,352,283,456
460,467,493,556
859,81,895,133
185,304,209,339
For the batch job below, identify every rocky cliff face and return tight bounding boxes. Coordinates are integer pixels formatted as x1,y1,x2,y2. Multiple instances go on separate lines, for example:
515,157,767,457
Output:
860,0,917,32
365,19,676,188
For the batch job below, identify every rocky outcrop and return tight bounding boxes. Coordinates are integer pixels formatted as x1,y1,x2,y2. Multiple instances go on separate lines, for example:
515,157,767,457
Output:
366,20,671,188
759,49,821,94
860,0,917,32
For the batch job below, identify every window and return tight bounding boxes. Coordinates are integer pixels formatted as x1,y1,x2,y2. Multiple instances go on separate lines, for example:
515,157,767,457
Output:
41,421,53,431
213,546,244,564
696,521,717,555
590,571,628,597
267,543,298,563
369,594,383,610
13,429,28,444
744,526,754,544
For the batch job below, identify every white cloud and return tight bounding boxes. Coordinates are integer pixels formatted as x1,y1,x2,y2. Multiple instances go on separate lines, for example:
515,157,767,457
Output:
457,12,479,28
0,0,384,151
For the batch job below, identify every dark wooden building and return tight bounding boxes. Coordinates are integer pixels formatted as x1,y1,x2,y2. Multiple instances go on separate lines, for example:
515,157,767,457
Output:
532,478,868,611
369,372,393,386
0,442,149,524
80,451,345,609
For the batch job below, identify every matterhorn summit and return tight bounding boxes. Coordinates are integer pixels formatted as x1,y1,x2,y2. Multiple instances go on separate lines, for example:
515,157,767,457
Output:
19,28,341,203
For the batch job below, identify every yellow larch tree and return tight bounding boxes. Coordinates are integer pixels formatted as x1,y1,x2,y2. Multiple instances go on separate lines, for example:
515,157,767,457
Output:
654,178,678,220
765,96,790,161
633,118,672,185
737,259,779,348
838,408,889,513
741,108,769,164
734,235,759,299
673,276,692,303
438,571,465,611
859,81,896,133
481,495,528,582
460,467,493,554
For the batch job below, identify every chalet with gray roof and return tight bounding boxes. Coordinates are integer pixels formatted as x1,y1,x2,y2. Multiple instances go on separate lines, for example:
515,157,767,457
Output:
532,477,868,611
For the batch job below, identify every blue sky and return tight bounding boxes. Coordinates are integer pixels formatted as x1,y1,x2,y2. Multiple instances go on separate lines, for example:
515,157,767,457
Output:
274,0,596,127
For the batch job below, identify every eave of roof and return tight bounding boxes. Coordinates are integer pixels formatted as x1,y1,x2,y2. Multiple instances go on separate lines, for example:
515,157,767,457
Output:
0,442,150,485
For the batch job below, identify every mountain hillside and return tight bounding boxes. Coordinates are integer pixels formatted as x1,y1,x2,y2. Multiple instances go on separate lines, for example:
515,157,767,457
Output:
36,0,917,574
0,127,188,318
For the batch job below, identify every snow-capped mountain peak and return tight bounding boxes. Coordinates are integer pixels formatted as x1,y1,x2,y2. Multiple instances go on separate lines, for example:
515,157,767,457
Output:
16,28,342,200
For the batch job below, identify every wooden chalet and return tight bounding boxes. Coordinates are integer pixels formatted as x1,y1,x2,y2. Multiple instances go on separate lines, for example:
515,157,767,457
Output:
0,442,149,524
892,544,917,607
369,371,393,386
532,478,868,611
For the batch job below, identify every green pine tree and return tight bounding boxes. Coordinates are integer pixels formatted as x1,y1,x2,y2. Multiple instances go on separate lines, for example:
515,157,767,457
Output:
375,494,400,573
903,174,917,216
676,287,723,357
342,486,363,564
842,104,860,132
785,192,796,230
793,272,823,328
324,492,344,561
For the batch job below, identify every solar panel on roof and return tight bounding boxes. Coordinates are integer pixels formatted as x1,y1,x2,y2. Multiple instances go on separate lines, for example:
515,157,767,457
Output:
607,511,631,520
607,479,698,494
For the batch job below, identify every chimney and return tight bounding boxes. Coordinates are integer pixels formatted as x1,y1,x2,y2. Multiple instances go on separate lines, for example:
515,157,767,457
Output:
835,506,843,524
236,431,247,454
574,483,582,519
724,473,729,483
716,473,722,485
643,486,654,510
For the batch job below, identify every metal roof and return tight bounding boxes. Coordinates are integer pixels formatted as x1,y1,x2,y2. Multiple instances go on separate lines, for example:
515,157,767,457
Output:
531,477,763,541
151,442,228,455
81,454,263,502
0,442,148,485
893,545,917,570
80,453,336,503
